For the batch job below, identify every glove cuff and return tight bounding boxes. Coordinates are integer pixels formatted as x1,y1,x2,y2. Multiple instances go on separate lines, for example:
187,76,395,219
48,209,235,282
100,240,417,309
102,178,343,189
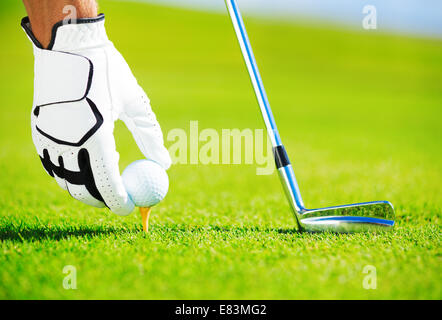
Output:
21,14,109,52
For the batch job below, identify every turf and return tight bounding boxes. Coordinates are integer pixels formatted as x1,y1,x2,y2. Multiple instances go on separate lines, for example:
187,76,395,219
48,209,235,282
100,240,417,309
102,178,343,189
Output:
0,1,441,299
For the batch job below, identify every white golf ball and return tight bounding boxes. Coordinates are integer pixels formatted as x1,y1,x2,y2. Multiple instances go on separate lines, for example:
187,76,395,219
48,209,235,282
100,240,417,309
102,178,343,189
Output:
122,160,169,207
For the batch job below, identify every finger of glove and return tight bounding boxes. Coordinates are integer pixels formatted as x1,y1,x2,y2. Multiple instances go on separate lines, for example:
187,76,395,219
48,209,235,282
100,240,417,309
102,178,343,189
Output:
54,175,68,191
56,149,105,208
120,87,171,170
65,182,106,208
85,128,135,216
33,132,68,191
32,125,66,181
39,146,67,191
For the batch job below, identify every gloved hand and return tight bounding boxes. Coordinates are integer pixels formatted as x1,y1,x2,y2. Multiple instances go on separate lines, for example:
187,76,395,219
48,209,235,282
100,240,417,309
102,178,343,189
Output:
21,14,171,216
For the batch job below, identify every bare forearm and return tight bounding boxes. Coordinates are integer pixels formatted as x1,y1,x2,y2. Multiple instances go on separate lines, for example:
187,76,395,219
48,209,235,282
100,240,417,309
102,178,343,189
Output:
23,0,98,48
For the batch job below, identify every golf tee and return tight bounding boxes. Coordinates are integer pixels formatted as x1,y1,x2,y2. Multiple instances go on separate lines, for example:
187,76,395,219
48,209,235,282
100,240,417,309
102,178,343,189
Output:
139,207,152,233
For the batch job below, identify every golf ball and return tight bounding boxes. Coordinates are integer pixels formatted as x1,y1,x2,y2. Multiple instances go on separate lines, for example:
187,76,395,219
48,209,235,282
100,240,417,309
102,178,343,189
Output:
122,159,169,207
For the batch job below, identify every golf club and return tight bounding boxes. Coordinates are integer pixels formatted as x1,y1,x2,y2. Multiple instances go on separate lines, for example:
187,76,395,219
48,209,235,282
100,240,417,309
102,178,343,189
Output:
225,0,395,232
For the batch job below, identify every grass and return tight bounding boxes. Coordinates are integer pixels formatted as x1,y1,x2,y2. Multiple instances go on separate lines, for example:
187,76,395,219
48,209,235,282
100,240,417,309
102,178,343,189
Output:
0,1,441,299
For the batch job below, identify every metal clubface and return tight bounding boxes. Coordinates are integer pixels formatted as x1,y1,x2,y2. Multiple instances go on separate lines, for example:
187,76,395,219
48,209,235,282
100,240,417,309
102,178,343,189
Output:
225,0,395,232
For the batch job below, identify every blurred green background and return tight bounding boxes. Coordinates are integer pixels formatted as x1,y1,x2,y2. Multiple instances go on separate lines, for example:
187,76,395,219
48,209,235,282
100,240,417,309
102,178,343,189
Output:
0,0,440,299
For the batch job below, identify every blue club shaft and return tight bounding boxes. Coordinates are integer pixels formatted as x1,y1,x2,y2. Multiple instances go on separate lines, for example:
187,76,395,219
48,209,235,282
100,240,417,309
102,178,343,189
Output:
225,0,281,147
225,0,306,213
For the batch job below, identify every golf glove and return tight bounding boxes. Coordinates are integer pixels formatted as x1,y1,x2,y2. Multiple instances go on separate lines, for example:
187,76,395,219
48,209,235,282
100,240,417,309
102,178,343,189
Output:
21,14,171,216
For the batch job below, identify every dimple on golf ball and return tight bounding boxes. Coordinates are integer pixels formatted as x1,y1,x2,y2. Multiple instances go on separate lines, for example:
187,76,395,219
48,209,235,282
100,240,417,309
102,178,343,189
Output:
122,159,169,207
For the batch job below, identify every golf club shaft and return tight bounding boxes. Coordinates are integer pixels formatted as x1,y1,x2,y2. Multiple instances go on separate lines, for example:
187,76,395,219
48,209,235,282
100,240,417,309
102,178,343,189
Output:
225,0,306,218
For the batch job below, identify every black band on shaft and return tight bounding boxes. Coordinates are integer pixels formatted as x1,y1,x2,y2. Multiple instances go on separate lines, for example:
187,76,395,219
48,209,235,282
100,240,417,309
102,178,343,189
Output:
273,145,290,168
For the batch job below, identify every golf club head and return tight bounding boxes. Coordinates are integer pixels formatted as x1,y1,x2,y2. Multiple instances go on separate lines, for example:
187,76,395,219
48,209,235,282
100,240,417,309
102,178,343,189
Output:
277,165,395,233
298,201,395,233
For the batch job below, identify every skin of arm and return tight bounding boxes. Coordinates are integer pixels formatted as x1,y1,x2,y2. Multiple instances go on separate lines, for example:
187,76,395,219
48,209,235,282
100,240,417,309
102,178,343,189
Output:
22,0,98,48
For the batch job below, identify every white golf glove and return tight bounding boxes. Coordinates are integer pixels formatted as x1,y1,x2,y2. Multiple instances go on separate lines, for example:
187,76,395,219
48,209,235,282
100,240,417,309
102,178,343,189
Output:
21,14,171,216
